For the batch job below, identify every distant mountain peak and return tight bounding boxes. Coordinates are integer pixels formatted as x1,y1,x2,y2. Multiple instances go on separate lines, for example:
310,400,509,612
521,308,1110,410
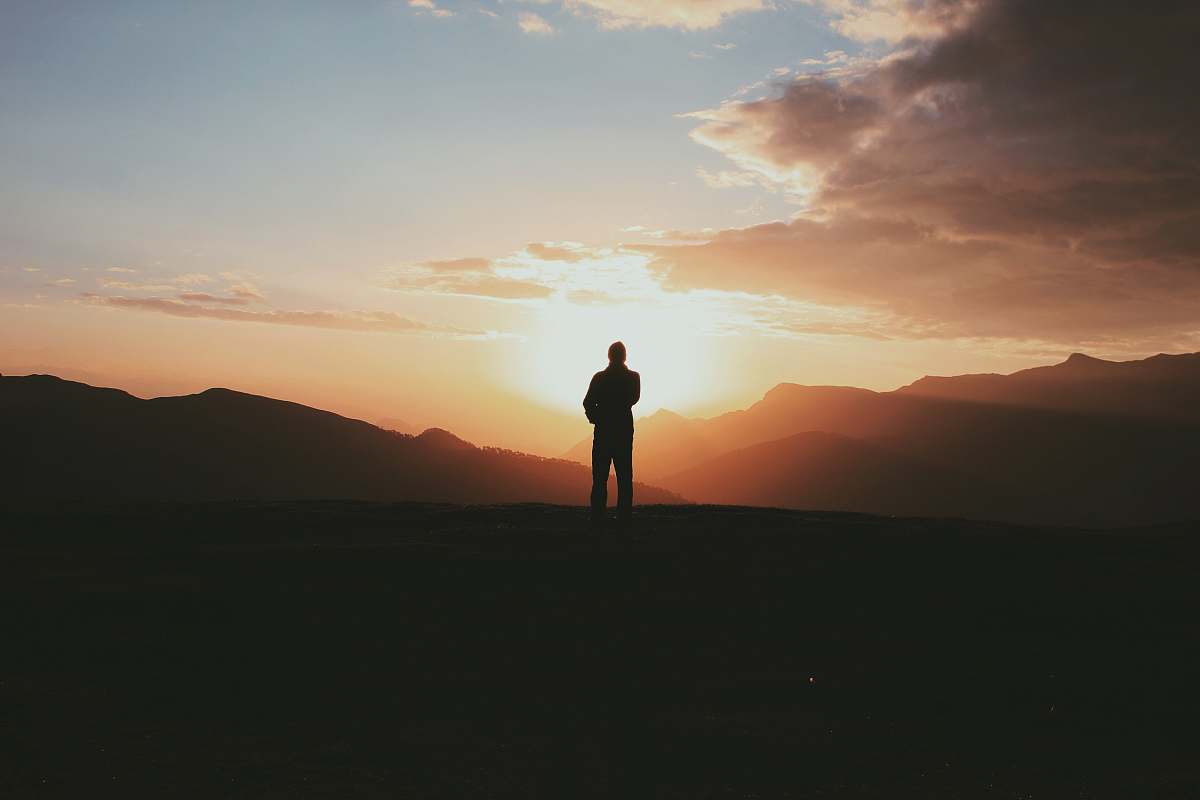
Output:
416,427,475,451
760,382,875,403
378,417,415,435
763,382,800,397
1063,352,1106,366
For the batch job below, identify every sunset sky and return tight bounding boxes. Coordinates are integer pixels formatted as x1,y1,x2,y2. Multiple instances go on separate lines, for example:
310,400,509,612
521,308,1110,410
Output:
3,0,1197,453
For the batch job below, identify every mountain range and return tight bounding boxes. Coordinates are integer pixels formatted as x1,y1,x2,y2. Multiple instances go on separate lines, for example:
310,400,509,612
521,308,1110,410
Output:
564,352,1200,526
5,351,1199,526
0,374,681,506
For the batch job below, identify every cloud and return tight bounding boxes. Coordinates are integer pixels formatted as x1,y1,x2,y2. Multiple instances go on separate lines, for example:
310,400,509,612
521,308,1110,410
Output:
518,11,555,34
426,276,555,299
685,77,884,195
696,167,766,189
621,226,717,242
101,279,181,292
802,0,979,44
228,282,264,301
84,294,479,335
215,271,264,300
544,0,767,31
391,256,556,299
409,0,455,18
714,42,737,50
174,273,213,286
664,0,1200,347
177,292,251,306
106,267,136,273
639,215,1200,347
49,278,76,286
22,267,40,273
524,242,589,262
419,257,493,273
798,49,849,66
97,272,266,301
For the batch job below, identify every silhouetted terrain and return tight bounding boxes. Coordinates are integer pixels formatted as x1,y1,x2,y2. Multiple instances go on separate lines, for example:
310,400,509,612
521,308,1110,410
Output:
566,352,1200,526
662,431,994,520
9,352,1200,526
2,502,1197,798
0,375,681,506
898,351,1200,425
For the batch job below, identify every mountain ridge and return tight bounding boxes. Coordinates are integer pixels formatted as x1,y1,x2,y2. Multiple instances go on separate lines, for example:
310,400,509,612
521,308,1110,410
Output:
565,352,1200,526
10,351,1200,526
0,374,682,506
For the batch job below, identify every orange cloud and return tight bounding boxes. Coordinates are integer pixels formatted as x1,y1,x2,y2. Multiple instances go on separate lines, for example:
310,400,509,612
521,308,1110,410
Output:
228,282,264,301
525,242,588,263
393,257,555,299
419,257,493,272
84,294,480,335
425,276,555,300
177,292,251,306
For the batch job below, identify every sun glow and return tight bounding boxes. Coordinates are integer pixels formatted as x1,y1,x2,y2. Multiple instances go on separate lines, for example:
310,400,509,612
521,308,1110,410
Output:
516,293,721,417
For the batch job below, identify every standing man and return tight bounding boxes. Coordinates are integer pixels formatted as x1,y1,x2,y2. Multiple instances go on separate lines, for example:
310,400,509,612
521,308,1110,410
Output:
583,341,640,523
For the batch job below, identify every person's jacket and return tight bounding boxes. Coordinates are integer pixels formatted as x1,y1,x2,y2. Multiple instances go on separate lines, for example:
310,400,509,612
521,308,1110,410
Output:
583,363,640,433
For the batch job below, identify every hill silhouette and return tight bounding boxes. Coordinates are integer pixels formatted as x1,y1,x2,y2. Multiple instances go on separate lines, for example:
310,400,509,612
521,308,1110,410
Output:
897,351,1200,425
661,431,995,520
10,352,1200,526
565,352,1200,526
0,375,681,506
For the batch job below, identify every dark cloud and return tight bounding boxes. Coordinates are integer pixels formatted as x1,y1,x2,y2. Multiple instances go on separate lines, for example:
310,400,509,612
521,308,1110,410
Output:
674,0,1200,345
645,214,1200,345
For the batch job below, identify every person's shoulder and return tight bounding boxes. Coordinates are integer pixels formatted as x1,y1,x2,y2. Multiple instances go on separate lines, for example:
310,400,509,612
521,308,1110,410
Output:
629,369,640,379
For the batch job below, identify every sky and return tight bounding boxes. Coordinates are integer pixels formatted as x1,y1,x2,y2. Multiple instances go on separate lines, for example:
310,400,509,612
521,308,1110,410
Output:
3,0,1198,454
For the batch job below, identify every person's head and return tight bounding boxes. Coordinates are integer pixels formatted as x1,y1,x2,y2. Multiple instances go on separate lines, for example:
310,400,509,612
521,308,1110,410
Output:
607,341,626,365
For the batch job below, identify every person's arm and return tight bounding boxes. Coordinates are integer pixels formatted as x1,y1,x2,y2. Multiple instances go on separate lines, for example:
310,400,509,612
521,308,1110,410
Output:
583,373,599,423
630,371,641,407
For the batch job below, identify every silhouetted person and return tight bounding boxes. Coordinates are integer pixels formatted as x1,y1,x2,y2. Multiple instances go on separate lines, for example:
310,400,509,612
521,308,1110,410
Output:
584,341,640,523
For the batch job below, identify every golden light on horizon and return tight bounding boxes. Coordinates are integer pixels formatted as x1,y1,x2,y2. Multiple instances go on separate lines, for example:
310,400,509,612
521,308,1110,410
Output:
514,293,719,417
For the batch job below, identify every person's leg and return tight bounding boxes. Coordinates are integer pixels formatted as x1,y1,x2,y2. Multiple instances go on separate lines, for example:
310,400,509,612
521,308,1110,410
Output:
614,432,633,521
590,433,611,520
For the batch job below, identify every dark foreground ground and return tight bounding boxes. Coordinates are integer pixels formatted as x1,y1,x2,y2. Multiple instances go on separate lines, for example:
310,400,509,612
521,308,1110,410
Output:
2,502,1198,798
